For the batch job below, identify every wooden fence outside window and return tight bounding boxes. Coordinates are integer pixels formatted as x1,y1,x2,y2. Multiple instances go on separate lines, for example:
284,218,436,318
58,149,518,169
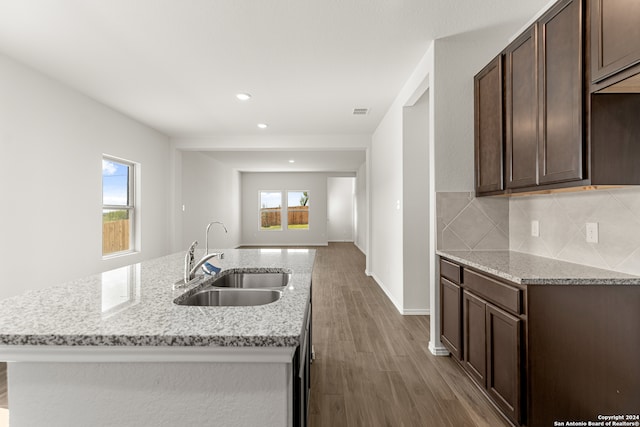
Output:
103,219,130,254
261,206,309,228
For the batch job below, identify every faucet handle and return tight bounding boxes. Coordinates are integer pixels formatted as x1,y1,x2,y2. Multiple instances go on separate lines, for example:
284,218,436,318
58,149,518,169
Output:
184,241,198,284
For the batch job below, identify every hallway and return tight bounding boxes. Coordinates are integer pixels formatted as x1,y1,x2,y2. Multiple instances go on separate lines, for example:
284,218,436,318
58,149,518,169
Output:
309,243,508,426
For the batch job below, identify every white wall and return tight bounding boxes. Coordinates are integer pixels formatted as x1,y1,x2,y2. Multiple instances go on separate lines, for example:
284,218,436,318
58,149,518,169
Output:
180,151,241,250
241,172,353,246
327,177,354,242
370,43,434,313
354,162,367,254
170,135,370,252
402,91,430,314
0,53,171,300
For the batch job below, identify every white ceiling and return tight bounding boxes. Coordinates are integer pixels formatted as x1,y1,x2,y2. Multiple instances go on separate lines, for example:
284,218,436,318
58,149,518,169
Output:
203,150,365,173
0,0,549,170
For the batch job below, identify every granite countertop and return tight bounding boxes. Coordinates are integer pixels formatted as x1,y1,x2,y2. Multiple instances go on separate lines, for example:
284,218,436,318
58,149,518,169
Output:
0,248,315,347
436,250,640,285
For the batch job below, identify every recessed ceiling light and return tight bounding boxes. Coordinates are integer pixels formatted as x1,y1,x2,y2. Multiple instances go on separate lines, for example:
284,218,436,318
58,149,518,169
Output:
257,123,268,129
289,159,295,163
236,93,251,101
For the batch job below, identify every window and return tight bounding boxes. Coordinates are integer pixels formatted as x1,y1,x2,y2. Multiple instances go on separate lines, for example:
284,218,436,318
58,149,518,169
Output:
102,156,135,256
287,191,309,230
260,191,282,230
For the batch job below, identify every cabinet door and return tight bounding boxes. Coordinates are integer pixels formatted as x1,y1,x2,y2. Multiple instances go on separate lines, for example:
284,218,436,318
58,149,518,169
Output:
463,291,487,387
440,278,462,359
506,26,539,189
538,0,584,185
486,304,522,425
591,0,640,83
474,55,504,195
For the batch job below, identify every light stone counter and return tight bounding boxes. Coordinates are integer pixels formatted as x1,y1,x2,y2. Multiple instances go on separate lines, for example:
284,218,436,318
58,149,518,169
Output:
0,248,316,348
0,248,316,426
436,250,640,285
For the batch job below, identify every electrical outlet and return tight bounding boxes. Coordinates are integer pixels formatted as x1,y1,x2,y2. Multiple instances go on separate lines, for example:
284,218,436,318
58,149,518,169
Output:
531,220,540,237
586,222,599,243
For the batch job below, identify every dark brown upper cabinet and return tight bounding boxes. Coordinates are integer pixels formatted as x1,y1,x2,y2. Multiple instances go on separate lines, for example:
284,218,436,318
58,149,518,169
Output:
476,0,586,196
591,0,640,89
538,0,584,184
474,56,505,195
505,26,539,190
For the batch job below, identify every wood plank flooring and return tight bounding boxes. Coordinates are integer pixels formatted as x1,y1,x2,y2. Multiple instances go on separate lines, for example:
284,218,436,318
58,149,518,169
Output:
309,243,509,427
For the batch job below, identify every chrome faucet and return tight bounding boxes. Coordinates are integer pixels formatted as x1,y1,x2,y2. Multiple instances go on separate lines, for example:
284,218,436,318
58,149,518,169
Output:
179,222,228,286
182,240,224,285
205,221,228,255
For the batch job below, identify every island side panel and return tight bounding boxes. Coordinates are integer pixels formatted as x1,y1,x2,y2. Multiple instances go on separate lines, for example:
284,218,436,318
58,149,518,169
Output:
527,284,640,426
8,361,291,427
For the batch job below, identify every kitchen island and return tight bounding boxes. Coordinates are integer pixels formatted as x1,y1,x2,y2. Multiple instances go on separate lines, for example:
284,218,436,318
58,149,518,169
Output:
0,248,315,427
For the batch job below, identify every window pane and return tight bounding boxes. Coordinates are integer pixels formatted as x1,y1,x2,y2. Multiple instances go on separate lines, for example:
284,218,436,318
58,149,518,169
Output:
288,191,309,230
102,159,130,206
260,191,282,230
103,209,131,254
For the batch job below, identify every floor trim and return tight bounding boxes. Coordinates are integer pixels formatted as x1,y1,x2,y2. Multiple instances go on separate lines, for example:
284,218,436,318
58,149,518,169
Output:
403,308,430,315
428,341,451,357
369,272,404,314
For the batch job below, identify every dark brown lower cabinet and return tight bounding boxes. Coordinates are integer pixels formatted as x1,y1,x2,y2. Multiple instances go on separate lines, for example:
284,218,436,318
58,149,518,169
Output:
293,296,312,427
440,278,462,360
440,256,640,427
441,258,524,425
486,304,522,425
527,285,640,427
463,290,522,426
463,291,487,387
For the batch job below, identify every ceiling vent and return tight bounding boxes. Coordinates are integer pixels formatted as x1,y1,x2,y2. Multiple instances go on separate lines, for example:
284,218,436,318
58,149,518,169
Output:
352,108,369,115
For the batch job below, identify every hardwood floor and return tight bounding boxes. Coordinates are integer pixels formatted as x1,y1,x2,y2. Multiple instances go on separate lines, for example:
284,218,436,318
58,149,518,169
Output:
309,243,509,427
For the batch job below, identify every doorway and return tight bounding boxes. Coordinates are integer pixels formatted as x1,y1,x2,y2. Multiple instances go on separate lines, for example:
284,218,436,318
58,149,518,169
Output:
327,177,355,242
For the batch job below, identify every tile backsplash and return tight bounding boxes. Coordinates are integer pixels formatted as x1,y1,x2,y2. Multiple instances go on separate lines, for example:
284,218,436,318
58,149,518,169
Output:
437,188,640,276
437,192,509,251
510,187,640,276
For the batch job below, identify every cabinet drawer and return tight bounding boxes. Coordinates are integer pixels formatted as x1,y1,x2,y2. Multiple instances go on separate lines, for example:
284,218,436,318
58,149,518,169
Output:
440,259,462,284
463,269,521,314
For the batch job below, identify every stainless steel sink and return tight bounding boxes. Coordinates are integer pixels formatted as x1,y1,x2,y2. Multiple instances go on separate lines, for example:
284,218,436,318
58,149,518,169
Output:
175,288,283,307
208,271,291,289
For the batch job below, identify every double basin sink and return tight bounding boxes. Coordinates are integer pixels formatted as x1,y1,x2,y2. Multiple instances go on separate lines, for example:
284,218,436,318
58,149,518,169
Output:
174,270,292,307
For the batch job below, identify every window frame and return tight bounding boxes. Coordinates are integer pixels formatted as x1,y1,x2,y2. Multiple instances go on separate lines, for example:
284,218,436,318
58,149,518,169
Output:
259,190,283,231
102,155,136,258
287,190,310,231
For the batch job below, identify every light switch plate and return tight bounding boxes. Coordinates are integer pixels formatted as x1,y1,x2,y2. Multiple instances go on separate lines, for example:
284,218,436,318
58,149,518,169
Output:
586,222,599,243
531,220,540,237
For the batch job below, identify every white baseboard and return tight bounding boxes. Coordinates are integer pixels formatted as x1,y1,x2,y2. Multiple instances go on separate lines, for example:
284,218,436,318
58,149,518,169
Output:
328,240,354,243
403,308,430,315
428,342,450,357
369,272,404,314
354,241,366,255
369,272,430,316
